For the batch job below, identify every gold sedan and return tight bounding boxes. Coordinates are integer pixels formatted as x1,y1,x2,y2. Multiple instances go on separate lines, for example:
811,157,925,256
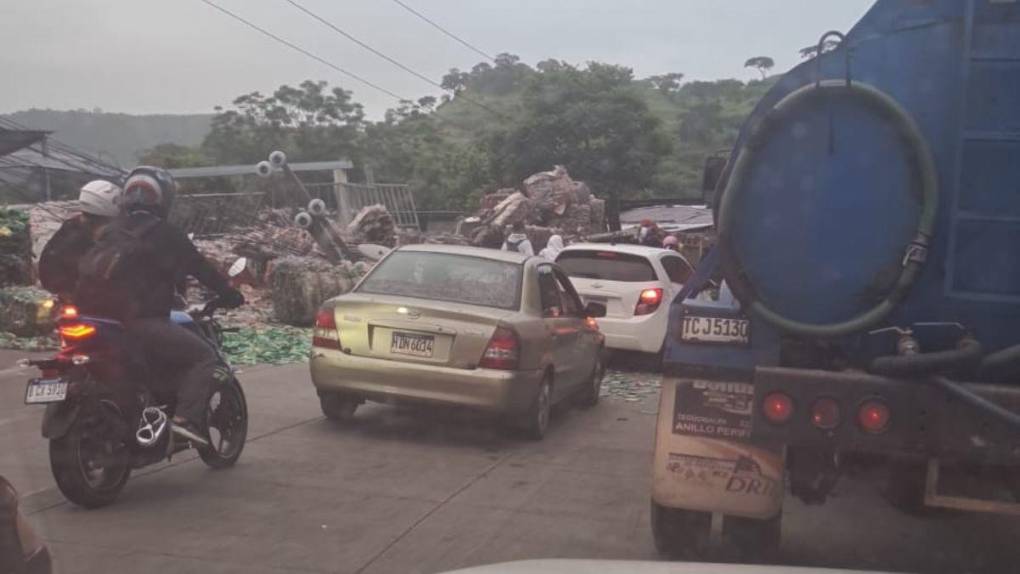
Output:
309,244,607,439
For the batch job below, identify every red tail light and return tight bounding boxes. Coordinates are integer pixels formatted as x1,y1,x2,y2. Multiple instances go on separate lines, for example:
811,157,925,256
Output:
59,323,96,341
312,307,342,350
858,399,890,434
480,326,520,370
762,392,794,424
811,397,841,430
635,288,663,316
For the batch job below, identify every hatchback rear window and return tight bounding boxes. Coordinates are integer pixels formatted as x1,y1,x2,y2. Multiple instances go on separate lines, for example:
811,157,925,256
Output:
357,251,522,309
556,250,657,282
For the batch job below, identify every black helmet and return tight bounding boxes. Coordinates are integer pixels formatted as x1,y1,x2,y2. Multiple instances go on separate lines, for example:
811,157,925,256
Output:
121,166,177,217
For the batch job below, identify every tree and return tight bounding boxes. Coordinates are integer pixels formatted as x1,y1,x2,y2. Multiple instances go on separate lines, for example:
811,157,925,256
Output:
201,80,364,165
441,68,468,92
744,56,775,80
489,62,672,201
648,72,685,94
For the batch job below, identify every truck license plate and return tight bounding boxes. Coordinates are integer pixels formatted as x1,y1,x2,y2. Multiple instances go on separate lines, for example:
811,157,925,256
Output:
681,317,750,345
391,331,435,357
25,378,68,404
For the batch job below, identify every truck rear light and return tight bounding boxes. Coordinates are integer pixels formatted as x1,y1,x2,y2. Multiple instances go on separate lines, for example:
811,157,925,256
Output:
635,288,663,316
810,397,841,430
480,326,520,370
858,399,890,434
762,392,794,424
312,307,342,350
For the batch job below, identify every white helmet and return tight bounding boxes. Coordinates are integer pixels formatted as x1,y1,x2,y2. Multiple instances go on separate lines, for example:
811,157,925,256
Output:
78,180,122,217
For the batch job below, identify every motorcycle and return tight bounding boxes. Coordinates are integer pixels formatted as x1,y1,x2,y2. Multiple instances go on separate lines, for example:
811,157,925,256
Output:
21,301,248,509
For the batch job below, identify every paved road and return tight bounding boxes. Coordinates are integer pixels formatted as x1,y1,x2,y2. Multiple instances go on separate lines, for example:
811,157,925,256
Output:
1,350,1017,573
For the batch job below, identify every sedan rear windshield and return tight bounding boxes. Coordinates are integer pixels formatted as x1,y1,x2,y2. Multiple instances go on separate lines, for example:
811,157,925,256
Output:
357,251,522,310
556,250,657,282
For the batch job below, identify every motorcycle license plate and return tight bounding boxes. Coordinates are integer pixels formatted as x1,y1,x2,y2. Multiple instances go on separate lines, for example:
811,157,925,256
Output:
25,378,68,404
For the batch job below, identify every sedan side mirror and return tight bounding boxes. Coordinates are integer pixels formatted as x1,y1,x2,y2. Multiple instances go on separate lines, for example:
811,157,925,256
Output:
584,301,607,318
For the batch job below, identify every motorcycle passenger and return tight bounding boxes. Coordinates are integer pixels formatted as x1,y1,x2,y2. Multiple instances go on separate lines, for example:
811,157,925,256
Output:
75,166,244,445
38,180,123,300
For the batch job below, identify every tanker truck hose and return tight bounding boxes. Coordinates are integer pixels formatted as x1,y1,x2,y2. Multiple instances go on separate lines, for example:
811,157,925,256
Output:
717,79,939,339
869,336,983,378
928,375,1020,433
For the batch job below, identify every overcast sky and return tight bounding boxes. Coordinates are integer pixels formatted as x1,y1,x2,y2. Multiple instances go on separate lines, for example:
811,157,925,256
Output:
1,1,874,119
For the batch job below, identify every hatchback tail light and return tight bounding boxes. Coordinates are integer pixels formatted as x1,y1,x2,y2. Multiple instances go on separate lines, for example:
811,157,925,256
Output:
480,326,520,370
634,288,663,316
312,307,342,350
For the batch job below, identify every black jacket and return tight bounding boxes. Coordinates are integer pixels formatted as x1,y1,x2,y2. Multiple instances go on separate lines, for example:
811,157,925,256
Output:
75,212,236,321
38,215,94,298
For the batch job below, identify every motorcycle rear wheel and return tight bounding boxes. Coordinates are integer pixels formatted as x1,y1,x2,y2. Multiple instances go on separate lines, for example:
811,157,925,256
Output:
49,419,131,509
198,378,248,469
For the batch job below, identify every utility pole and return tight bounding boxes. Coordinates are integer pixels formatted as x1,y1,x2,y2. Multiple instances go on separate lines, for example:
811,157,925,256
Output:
41,136,52,201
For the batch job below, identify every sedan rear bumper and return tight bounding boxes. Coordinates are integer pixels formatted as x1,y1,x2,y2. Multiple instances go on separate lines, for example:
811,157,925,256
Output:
310,349,544,414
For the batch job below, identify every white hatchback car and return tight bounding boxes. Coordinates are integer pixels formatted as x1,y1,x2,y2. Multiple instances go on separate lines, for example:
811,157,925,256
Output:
556,243,694,354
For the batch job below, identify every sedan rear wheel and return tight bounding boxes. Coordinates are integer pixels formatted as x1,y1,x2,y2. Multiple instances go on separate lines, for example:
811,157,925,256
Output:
577,352,604,408
522,379,552,441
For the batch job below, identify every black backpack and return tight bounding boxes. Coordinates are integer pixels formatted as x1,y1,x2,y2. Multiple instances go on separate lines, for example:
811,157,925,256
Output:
78,214,161,284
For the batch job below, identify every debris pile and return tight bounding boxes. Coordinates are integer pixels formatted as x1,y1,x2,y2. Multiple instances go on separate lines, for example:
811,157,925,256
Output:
0,286,54,337
469,166,606,250
266,256,364,326
347,204,397,247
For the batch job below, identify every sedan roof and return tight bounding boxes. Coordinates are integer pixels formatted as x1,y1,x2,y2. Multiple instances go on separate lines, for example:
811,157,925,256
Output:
397,243,530,264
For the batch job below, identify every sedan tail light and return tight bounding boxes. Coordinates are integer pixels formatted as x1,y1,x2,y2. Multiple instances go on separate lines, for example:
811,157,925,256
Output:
312,307,342,350
480,326,520,370
634,288,663,316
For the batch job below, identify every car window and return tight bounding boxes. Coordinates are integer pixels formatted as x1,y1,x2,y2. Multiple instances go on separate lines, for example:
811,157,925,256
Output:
537,265,563,317
661,255,694,285
556,250,657,282
357,251,522,310
553,270,583,317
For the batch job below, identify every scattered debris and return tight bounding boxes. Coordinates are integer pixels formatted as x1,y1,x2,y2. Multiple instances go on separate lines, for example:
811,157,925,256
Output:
0,286,54,336
220,325,311,366
602,369,662,402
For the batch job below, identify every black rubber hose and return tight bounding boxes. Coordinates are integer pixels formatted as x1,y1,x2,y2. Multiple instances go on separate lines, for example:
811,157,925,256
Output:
869,337,982,377
717,80,939,338
928,375,1020,433
978,343,1020,379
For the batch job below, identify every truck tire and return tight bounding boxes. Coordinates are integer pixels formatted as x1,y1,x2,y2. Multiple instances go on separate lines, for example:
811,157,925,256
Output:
721,513,781,563
319,392,359,422
650,500,711,561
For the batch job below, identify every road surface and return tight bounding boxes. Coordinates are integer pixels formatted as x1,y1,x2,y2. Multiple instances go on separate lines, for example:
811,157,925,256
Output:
1,350,1017,573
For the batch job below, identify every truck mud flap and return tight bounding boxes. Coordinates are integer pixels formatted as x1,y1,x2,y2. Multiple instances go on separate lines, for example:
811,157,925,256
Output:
41,402,80,440
652,377,784,519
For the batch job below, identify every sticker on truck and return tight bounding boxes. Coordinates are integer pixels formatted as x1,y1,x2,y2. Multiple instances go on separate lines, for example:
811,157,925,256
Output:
665,452,780,498
672,380,753,440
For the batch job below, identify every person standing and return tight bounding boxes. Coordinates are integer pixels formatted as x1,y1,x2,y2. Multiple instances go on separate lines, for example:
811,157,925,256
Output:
539,234,565,260
501,221,534,256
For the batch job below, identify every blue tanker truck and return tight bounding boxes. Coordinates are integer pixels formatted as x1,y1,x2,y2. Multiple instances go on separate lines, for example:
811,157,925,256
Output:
652,0,1020,560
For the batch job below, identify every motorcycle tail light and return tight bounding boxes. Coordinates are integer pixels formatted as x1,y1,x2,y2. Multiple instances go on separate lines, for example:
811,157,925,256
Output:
59,323,96,340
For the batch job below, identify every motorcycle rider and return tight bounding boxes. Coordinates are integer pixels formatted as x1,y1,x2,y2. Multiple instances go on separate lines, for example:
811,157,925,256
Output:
75,166,244,445
38,180,123,299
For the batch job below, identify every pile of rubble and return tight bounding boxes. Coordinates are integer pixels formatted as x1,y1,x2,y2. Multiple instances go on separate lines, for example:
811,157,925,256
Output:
466,166,606,250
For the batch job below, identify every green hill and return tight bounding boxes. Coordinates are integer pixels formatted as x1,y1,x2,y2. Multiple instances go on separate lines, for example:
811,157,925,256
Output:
2,109,213,167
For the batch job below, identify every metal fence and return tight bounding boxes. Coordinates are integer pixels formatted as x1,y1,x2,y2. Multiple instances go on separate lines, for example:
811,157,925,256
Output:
307,182,419,229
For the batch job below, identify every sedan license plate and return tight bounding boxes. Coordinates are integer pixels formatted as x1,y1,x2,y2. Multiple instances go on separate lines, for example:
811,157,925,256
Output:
391,331,435,357
681,316,750,345
25,378,68,404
